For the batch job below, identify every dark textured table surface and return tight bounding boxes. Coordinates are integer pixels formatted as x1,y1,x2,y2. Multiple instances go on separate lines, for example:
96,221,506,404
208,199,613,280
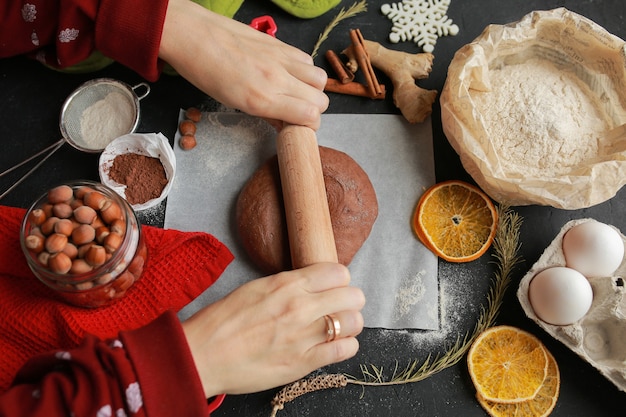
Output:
1,1,625,416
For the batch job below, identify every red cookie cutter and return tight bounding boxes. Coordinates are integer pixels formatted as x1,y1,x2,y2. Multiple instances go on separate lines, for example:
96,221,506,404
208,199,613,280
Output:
207,393,226,414
249,15,278,37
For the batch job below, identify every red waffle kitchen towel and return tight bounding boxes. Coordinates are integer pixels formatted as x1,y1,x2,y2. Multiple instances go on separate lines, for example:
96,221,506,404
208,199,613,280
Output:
0,205,234,391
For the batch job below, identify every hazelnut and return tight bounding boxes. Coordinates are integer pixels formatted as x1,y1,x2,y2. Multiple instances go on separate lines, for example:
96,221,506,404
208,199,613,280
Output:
74,281,94,291
47,185,73,204
45,233,68,253
91,216,105,230
179,135,197,150
75,186,96,200
70,258,93,274
83,191,107,210
179,120,197,136
48,252,72,274
100,200,122,224
40,216,60,236
95,226,110,244
29,227,45,238
28,209,47,226
62,242,78,260
109,218,126,235
71,224,96,246
37,251,50,267
185,107,202,122
73,205,97,224
85,244,107,267
41,203,54,218
95,273,114,285
54,218,74,236
52,202,73,219
77,243,94,259
114,271,135,292
70,198,84,209
127,252,146,276
104,232,123,253
24,234,45,253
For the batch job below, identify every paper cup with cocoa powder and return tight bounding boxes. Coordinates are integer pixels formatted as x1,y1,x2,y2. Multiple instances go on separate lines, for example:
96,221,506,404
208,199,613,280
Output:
99,132,176,211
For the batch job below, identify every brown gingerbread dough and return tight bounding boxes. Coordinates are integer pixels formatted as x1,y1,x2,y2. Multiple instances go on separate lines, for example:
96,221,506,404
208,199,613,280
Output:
236,146,378,274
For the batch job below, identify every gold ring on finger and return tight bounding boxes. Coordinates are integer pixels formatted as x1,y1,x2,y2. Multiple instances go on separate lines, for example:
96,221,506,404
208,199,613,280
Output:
324,314,341,342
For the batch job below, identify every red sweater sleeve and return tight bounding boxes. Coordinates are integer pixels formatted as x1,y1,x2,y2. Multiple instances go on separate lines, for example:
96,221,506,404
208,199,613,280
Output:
0,311,209,417
94,0,168,80
0,0,168,81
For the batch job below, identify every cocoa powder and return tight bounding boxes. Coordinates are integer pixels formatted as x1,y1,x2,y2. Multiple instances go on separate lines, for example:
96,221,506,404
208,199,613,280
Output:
109,153,168,205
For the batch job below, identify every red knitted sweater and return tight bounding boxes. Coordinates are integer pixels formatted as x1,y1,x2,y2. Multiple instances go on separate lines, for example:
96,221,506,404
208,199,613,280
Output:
0,205,233,415
0,0,168,80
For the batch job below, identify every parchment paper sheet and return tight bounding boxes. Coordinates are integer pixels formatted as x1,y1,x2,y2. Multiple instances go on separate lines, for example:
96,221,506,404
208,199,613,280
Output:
164,112,438,330
440,8,626,209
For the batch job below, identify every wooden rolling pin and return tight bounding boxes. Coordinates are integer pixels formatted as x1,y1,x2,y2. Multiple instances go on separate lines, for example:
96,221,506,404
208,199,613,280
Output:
276,125,338,268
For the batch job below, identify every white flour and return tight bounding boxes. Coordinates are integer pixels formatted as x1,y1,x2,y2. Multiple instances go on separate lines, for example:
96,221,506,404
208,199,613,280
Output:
472,58,612,177
393,270,427,322
79,91,134,150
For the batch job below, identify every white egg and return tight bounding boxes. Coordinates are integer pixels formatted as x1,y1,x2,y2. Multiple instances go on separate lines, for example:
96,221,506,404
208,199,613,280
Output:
562,221,624,278
528,266,593,326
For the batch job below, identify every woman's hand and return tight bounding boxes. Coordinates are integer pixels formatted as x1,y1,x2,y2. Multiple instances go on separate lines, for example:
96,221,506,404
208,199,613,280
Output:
182,263,365,398
159,0,329,130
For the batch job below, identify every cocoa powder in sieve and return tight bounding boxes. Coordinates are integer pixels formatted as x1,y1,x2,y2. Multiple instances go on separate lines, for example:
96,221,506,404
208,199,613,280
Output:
109,153,168,205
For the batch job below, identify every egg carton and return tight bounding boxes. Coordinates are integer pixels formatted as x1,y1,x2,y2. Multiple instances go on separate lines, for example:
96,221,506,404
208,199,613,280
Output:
517,218,626,392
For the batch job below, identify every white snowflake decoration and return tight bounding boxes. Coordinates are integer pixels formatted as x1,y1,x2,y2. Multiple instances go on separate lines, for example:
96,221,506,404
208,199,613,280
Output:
381,0,459,52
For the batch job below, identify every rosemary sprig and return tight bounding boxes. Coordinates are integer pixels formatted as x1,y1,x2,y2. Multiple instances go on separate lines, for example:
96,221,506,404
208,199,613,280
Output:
310,0,368,59
270,205,523,414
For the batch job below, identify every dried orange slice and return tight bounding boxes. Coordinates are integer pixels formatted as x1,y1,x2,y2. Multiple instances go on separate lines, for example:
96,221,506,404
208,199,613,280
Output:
477,347,560,417
412,180,497,262
468,325,548,404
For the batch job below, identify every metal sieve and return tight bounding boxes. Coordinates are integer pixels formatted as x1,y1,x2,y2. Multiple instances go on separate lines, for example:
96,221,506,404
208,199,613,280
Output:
0,78,150,200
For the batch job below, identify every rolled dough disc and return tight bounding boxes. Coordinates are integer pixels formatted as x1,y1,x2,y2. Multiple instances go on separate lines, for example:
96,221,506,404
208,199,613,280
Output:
236,146,378,273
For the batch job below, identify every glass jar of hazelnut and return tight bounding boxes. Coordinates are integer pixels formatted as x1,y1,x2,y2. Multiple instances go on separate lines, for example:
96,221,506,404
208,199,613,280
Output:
20,181,148,308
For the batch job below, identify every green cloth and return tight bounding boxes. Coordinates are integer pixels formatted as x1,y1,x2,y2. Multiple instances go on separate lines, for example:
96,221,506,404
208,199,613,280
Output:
46,51,114,74
271,0,341,18
193,0,245,18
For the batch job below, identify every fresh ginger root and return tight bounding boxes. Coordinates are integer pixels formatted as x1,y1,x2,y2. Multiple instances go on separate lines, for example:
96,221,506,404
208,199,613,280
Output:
344,40,437,123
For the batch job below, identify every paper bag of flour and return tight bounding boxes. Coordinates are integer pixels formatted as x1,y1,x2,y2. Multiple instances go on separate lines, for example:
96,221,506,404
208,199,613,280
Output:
440,8,626,209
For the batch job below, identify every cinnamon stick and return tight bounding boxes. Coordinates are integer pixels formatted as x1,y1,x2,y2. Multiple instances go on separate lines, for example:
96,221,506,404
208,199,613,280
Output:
349,29,382,98
325,78,386,99
325,50,354,84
